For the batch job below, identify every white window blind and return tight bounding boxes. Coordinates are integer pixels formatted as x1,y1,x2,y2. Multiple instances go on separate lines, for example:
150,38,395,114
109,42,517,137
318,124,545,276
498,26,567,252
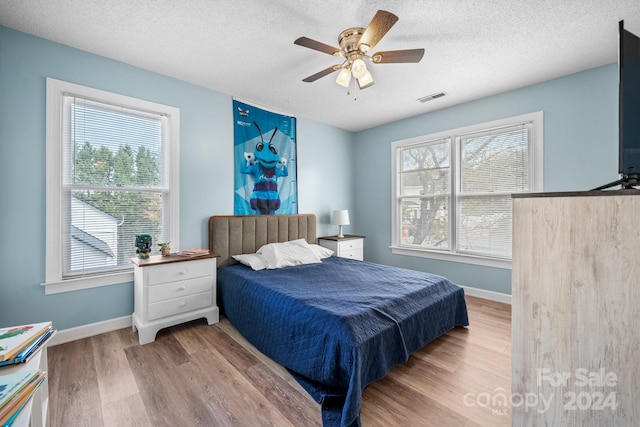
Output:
457,123,531,258
46,78,180,293
391,112,542,267
62,96,167,277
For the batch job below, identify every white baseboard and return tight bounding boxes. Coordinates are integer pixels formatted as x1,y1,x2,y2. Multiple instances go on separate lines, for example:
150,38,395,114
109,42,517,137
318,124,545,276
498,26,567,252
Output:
461,285,511,305
49,315,132,347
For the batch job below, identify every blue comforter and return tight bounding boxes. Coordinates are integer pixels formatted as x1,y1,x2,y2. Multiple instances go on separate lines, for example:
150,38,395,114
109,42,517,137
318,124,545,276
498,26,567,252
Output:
217,257,469,426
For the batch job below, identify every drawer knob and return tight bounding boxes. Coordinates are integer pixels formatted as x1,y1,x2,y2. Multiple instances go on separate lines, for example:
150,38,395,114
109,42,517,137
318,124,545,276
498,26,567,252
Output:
178,270,187,275
178,286,186,291
179,302,187,307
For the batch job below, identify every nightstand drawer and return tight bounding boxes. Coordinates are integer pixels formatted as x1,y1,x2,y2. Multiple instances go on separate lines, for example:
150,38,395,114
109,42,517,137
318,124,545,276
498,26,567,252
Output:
148,276,213,303
340,249,363,260
337,239,363,252
148,291,213,321
147,258,214,286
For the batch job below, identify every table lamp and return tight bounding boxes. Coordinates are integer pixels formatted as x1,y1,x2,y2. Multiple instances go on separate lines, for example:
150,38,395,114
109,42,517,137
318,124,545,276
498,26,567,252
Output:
331,210,350,238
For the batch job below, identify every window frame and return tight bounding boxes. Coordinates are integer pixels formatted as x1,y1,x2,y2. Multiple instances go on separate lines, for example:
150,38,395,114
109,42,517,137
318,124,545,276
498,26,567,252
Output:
390,111,543,269
45,78,180,294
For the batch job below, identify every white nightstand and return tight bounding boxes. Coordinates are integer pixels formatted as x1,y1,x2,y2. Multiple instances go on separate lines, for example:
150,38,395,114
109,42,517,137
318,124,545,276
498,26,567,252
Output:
131,253,219,345
317,235,365,261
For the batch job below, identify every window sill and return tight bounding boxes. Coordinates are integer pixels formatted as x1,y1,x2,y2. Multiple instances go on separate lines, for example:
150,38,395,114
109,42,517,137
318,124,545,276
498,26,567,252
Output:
42,270,134,295
390,246,512,270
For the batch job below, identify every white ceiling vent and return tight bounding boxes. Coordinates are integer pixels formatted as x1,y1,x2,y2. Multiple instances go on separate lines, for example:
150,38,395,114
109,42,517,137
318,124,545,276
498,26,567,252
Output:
417,92,446,103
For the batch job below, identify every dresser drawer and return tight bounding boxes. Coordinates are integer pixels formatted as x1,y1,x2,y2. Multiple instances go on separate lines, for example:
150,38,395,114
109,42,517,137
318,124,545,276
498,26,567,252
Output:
148,291,213,321
148,276,213,303
147,258,214,286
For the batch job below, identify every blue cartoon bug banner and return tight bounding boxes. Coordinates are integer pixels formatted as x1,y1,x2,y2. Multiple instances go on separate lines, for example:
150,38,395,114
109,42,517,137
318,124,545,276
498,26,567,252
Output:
233,100,298,215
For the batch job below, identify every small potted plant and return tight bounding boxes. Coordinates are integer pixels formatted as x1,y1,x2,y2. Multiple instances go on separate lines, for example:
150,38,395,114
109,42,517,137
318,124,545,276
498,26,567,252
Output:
158,241,171,256
135,234,152,259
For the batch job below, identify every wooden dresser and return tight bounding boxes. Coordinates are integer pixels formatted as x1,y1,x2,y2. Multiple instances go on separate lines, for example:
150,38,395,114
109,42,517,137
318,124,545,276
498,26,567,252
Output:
512,190,640,425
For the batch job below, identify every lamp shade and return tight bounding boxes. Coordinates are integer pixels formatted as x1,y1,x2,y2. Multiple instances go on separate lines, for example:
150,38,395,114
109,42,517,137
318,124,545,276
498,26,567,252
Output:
331,210,350,238
351,58,367,79
356,70,374,89
336,68,351,87
331,210,350,226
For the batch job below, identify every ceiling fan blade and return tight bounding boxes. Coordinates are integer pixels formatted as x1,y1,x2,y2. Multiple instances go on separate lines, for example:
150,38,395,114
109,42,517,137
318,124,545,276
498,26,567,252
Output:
358,10,399,51
371,48,425,64
294,37,341,56
302,65,341,82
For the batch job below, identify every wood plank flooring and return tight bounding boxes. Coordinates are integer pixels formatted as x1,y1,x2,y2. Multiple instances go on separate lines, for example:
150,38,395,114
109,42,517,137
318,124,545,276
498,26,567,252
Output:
47,296,511,426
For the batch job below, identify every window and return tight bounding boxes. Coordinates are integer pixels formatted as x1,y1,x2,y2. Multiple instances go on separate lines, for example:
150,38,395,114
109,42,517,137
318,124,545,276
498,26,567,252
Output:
391,112,542,268
45,78,179,294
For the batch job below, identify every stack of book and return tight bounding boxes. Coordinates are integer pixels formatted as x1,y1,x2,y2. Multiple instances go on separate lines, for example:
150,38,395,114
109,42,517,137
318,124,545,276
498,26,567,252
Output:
0,321,54,425
0,322,54,367
0,370,46,426
176,248,210,257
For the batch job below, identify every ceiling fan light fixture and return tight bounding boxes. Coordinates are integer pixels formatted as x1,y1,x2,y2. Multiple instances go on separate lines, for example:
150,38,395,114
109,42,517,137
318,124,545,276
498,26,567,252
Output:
295,10,424,90
356,70,374,89
351,58,367,78
336,67,351,87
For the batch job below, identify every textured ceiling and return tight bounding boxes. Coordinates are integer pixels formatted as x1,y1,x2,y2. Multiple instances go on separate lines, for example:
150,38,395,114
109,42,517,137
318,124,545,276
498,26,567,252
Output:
1,1,640,131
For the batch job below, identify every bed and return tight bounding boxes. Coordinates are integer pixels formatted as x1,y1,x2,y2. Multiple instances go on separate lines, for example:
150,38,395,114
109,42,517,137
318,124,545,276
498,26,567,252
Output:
209,214,469,427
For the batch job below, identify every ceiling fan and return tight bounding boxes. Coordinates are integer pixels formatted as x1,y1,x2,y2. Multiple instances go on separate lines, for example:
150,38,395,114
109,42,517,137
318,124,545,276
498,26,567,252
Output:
294,10,425,90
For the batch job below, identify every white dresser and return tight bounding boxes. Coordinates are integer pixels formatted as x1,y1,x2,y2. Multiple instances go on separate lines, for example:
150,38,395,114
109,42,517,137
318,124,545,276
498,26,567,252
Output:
131,254,219,345
317,235,364,261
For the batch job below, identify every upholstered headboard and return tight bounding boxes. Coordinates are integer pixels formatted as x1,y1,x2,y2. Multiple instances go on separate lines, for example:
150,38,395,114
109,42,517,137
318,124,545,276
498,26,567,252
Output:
208,214,317,268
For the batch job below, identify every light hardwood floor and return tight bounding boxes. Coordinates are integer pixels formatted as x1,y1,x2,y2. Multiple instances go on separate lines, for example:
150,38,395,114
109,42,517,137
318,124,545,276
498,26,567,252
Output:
47,296,511,426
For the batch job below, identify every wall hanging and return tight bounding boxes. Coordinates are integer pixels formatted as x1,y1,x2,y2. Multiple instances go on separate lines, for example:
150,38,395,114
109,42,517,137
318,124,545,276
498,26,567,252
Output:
233,100,298,215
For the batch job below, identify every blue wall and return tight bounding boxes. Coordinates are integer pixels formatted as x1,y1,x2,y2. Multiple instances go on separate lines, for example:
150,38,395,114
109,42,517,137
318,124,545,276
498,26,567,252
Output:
0,27,354,329
0,25,620,329
352,64,618,294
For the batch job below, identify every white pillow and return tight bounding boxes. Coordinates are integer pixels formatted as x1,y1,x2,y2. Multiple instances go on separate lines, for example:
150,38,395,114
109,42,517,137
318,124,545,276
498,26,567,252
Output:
232,253,268,271
309,243,334,259
257,239,321,269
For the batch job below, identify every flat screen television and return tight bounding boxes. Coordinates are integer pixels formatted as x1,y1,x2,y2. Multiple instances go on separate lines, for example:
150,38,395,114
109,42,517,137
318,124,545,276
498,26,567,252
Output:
594,20,640,190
